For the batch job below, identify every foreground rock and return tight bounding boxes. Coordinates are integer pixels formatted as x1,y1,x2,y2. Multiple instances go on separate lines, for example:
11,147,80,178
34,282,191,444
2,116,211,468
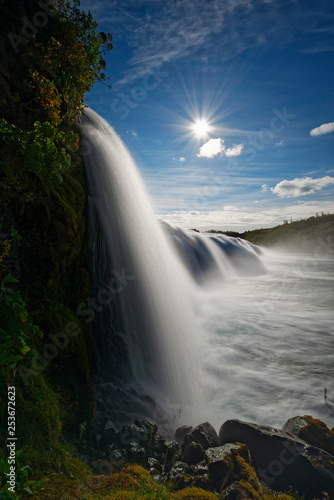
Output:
181,422,219,465
86,415,334,498
283,415,334,456
219,419,334,498
205,442,262,493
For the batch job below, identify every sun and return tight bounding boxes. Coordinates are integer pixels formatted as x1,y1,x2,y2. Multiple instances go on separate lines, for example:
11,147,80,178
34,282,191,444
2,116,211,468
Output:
191,118,211,138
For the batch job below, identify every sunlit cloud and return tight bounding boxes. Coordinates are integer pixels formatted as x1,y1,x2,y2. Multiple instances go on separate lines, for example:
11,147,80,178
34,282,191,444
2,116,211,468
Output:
271,176,334,198
179,157,186,162
310,122,334,137
225,144,244,157
196,139,244,159
197,138,224,158
261,184,268,192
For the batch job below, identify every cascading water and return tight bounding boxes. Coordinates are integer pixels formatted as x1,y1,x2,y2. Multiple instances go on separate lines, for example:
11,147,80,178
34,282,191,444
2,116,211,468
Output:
80,108,334,432
80,108,264,428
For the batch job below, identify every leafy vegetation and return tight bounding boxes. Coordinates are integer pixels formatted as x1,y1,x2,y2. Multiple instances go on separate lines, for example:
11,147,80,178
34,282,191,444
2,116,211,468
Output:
0,0,112,496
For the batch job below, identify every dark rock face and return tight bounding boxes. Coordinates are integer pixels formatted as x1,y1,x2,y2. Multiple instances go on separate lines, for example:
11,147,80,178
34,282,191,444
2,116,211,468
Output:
181,440,205,465
117,419,158,456
174,425,193,445
219,419,334,498
283,415,334,456
181,422,219,465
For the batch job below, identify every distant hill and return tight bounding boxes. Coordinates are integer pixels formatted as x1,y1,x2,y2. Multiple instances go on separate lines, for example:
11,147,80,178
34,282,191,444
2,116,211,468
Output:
207,214,334,254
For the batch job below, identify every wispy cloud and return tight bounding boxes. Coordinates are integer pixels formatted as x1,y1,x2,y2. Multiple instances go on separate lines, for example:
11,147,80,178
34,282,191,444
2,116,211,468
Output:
271,176,334,198
85,0,327,86
81,0,334,88
310,122,334,137
179,157,186,162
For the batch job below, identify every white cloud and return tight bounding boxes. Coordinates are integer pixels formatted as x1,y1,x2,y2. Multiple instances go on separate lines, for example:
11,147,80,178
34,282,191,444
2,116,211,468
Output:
158,201,334,232
261,184,268,192
197,139,244,159
310,122,334,137
270,176,334,198
179,157,186,162
276,139,284,146
225,144,244,157
197,138,224,158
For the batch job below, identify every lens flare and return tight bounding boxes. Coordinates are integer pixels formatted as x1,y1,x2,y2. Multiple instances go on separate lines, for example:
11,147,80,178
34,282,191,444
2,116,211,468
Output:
192,118,211,138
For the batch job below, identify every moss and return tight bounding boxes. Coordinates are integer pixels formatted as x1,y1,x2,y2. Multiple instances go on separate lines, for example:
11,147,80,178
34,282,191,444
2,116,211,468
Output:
33,465,174,499
297,416,334,455
175,486,218,499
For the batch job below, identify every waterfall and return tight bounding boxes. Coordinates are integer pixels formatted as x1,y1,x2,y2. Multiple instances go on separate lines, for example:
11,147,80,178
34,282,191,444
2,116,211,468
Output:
80,108,265,429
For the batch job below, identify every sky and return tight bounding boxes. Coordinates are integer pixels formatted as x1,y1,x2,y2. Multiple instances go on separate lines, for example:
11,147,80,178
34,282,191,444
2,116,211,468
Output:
81,0,334,231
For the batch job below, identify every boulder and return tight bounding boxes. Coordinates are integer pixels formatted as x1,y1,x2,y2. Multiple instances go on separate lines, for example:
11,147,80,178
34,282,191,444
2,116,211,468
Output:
175,425,193,445
283,415,334,456
181,422,219,465
181,440,205,465
219,419,334,498
189,422,219,450
205,442,261,492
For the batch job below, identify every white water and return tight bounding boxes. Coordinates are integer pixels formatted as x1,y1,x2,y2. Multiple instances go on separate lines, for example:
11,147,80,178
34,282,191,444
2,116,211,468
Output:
81,109,334,432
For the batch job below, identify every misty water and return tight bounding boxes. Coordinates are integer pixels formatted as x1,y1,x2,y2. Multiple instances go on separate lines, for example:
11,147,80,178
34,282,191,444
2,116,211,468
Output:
190,250,334,430
81,109,334,433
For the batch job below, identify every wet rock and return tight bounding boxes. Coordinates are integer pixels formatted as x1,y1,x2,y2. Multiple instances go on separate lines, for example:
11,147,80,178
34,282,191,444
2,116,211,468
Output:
219,419,334,499
192,461,211,491
148,456,161,472
175,425,193,445
128,442,146,464
108,448,127,465
283,415,334,456
181,422,219,465
153,436,179,471
205,442,261,492
194,460,209,476
168,461,193,490
181,440,205,465
189,422,219,450
117,419,157,455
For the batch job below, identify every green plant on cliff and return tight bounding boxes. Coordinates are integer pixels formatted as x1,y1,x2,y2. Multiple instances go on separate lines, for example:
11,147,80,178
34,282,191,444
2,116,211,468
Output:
0,0,113,493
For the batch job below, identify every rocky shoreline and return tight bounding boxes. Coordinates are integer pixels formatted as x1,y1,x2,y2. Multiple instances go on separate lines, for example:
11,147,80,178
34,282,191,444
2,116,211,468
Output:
79,415,334,499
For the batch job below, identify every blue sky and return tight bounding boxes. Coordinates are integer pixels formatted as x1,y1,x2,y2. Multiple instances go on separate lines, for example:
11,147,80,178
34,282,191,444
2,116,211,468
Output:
82,0,334,231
